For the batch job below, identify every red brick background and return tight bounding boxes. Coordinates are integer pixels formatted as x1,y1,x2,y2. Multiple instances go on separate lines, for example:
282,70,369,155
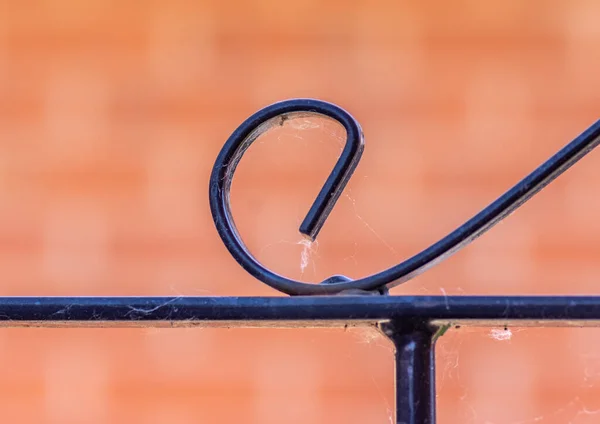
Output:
1,0,600,422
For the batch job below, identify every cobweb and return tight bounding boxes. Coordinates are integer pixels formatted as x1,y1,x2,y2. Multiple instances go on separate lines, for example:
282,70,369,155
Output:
229,114,600,424
435,326,600,424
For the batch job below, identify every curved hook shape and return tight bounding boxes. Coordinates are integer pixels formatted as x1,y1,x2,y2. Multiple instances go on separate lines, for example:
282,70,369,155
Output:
210,98,600,296
209,99,365,295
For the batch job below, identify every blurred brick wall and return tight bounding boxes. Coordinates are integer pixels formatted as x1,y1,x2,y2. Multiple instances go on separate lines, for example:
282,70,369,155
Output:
1,0,600,423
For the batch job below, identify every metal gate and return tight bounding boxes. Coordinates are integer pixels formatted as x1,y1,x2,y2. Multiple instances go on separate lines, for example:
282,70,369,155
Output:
5,99,600,424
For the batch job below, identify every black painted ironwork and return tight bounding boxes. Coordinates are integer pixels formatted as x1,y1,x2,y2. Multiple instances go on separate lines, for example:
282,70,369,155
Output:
2,98,600,423
210,98,600,296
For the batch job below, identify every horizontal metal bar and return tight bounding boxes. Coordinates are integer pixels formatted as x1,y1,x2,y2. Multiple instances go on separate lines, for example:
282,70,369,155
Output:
0,296,599,328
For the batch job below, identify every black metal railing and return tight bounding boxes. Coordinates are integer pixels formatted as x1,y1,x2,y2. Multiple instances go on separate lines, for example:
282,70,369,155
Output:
5,99,600,424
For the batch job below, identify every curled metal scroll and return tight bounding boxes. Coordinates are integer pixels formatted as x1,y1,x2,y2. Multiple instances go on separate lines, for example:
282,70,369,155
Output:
210,98,600,296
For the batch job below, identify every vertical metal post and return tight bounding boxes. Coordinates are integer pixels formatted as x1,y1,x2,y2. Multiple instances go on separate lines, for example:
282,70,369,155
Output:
380,320,438,424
